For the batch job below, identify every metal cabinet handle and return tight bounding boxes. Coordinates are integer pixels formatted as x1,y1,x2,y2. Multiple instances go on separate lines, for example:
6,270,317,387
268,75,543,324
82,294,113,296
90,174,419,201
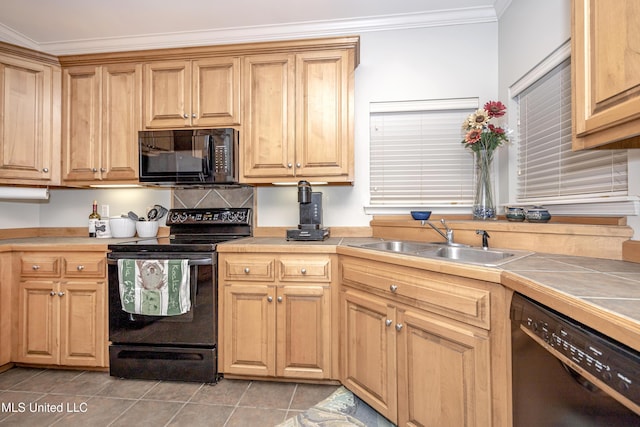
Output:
300,268,307,275
183,114,189,119
100,167,107,173
192,113,196,118
42,168,49,173
50,291,55,296
92,168,98,172
32,265,40,270
267,296,273,302
77,265,85,271
296,162,301,168
385,319,393,327
58,292,65,297
390,284,398,293
287,163,293,168
277,296,283,303
244,267,250,274
395,323,403,331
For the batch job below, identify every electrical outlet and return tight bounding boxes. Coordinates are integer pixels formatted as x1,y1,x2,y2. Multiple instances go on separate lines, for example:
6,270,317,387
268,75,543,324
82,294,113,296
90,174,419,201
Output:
101,205,110,218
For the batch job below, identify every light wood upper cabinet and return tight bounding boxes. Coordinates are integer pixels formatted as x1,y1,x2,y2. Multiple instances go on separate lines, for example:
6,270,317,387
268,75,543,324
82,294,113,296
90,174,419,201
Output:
241,48,355,183
144,57,240,129
0,44,61,184
62,63,141,183
572,0,640,149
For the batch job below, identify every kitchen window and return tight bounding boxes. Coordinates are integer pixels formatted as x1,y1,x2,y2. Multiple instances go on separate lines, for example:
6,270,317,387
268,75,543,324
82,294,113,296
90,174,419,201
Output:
512,43,632,215
368,98,477,212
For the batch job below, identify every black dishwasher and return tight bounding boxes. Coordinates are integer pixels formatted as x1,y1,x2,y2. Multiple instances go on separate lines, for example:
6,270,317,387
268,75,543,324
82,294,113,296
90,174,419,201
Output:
510,293,640,426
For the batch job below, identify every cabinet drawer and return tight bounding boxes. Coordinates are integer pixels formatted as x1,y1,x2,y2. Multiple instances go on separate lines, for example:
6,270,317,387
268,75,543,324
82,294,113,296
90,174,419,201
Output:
223,256,275,282
341,258,490,329
279,256,331,282
63,254,106,278
21,255,61,277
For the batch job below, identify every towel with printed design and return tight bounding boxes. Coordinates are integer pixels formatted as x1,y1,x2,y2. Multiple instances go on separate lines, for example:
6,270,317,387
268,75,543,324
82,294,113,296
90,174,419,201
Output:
117,259,190,316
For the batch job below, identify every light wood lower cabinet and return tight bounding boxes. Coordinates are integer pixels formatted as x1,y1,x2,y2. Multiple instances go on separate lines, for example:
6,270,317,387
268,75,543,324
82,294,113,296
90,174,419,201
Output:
340,255,504,427
0,252,12,366
219,253,334,380
15,252,107,367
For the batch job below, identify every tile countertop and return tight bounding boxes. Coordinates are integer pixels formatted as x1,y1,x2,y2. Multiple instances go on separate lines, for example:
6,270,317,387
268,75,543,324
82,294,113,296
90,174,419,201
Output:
219,236,640,352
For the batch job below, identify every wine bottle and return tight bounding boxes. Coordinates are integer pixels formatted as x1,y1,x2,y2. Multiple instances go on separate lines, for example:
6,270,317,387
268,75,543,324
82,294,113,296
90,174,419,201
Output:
88,200,101,237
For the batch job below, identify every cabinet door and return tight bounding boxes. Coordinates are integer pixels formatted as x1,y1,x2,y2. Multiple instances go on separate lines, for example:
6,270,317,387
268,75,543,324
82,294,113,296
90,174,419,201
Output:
16,281,58,365
101,63,141,181
573,0,640,149
276,284,331,379
221,284,276,376
241,54,295,181
0,253,11,365
295,50,351,179
192,57,240,127
62,66,102,181
59,281,105,367
144,61,190,128
341,288,397,422
0,57,53,181
396,309,492,427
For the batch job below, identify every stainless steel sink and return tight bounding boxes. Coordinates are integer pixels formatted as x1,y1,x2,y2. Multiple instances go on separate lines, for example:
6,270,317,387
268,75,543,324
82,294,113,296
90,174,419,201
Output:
353,240,532,266
358,241,436,253
419,246,528,266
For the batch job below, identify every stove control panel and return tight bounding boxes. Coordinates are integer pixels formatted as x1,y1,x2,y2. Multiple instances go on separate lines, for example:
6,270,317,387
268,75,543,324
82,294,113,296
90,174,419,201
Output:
166,208,252,225
511,293,640,407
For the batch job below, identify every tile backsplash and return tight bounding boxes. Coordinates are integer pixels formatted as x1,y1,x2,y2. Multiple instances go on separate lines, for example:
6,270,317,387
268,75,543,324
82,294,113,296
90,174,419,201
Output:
173,186,254,209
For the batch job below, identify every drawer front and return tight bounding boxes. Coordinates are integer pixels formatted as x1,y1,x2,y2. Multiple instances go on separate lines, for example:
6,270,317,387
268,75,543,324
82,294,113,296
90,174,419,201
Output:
340,258,490,329
20,255,61,277
63,254,107,278
223,256,275,282
279,256,332,282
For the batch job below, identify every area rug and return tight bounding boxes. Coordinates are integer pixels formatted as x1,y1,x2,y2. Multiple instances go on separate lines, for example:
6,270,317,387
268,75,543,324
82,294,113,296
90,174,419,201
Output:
277,386,396,427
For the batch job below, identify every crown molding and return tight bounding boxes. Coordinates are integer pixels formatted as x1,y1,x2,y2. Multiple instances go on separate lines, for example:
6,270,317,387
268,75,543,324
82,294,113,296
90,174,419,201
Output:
493,0,513,19
0,7,497,55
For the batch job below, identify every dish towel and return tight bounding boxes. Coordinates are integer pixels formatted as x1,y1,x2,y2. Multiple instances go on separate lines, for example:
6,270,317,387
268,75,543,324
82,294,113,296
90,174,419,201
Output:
117,259,191,316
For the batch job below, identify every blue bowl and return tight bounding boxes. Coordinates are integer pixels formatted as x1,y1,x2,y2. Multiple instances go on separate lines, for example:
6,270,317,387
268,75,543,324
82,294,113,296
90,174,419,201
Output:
411,211,431,220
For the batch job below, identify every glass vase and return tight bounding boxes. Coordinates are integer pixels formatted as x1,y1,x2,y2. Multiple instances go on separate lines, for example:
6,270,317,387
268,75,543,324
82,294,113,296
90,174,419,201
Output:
473,149,496,220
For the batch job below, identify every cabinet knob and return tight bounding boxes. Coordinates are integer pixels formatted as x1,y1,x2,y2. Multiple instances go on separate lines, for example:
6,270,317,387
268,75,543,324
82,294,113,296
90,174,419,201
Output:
277,296,283,303
395,323,403,331
300,268,307,275
183,114,189,119
267,296,273,302
92,168,98,173
192,113,196,118
100,167,107,173
296,162,301,168
58,291,65,297
287,163,293,168
77,265,85,271
390,284,398,293
42,168,49,173
385,319,393,327
50,291,56,296
32,265,40,270
244,267,250,274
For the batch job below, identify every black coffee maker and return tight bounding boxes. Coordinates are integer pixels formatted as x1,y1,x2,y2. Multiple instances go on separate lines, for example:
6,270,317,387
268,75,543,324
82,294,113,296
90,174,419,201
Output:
286,181,330,241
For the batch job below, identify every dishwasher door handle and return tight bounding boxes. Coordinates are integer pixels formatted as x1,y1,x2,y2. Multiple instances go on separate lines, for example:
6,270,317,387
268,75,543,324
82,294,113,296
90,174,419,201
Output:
107,257,213,266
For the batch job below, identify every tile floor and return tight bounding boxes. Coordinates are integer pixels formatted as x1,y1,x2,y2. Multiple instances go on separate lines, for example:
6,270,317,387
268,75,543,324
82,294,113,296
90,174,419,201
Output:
0,367,340,426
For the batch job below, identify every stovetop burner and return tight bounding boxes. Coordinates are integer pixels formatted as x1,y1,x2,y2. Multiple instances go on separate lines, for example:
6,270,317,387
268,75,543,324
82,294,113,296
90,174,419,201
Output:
108,208,252,253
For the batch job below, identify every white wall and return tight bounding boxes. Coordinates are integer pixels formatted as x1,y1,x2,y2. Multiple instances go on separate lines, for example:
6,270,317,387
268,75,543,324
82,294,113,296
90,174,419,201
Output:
257,23,499,227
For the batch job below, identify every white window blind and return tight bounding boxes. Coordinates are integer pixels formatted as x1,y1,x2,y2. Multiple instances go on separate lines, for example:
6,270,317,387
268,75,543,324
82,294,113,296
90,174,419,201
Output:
370,100,476,206
517,59,627,202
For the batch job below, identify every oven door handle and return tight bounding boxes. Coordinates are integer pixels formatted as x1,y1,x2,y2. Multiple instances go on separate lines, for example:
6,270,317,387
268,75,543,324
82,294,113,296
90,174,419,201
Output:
107,258,213,266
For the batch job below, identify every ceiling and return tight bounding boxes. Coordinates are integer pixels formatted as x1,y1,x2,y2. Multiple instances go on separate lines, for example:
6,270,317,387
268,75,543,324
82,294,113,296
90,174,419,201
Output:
0,0,507,55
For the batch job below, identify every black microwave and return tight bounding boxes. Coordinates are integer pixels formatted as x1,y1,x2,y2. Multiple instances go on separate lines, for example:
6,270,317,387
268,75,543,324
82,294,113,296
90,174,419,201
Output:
138,128,239,185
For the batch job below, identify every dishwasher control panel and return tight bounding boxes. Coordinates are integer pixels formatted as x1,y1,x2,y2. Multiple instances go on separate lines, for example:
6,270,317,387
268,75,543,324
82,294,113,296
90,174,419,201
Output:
511,293,640,407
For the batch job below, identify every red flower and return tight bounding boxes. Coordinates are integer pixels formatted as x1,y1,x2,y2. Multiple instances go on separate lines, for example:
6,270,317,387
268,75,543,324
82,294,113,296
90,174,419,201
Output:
488,124,505,134
465,129,482,144
484,101,506,118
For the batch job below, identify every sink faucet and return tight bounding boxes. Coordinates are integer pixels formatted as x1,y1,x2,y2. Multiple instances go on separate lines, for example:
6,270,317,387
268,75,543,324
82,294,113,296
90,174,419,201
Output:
426,219,455,245
476,230,490,250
